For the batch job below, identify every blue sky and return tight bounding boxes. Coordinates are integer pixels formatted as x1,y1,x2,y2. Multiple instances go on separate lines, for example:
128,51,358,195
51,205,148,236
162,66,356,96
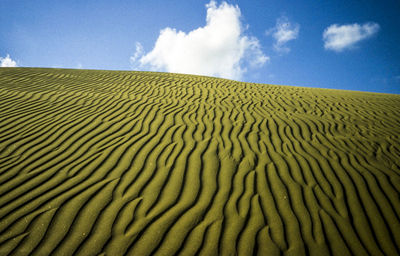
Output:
1,0,399,94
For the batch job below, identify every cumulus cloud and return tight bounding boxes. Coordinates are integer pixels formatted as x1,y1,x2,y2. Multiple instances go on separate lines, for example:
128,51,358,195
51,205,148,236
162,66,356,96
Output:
323,22,380,52
131,1,268,80
0,54,18,67
267,16,300,53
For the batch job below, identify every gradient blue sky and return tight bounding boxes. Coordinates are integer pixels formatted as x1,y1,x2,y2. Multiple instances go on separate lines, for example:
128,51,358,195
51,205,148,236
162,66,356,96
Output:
1,0,399,93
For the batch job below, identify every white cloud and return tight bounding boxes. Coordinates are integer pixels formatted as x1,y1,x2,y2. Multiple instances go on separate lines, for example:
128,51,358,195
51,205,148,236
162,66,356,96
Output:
323,22,380,52
0,54,18,67
130,42,144,71
131,1,268,80
130,42,144,63
267,16,300,53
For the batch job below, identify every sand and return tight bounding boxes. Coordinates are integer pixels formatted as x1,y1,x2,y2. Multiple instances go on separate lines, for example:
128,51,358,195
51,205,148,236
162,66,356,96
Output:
0,67,399,255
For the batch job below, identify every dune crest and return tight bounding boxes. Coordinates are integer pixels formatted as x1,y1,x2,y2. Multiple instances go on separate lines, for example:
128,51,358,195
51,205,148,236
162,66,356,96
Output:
0,68,399,255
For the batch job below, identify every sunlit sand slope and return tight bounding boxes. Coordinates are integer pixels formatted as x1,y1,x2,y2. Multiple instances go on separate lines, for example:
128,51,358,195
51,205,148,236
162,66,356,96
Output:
0,68,400,255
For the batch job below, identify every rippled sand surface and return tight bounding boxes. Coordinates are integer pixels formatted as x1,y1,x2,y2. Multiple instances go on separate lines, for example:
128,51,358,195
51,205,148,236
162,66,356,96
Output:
0,68,399,255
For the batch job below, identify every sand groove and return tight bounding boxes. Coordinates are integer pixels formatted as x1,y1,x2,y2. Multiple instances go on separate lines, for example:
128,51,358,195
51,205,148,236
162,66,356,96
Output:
0,68,400,255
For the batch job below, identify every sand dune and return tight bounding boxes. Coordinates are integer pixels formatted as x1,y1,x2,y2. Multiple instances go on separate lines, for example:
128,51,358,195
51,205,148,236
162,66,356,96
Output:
0,67,399,255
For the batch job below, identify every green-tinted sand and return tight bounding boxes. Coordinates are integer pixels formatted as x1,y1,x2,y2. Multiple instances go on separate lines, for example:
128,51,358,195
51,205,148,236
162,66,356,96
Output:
0,67,399,255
